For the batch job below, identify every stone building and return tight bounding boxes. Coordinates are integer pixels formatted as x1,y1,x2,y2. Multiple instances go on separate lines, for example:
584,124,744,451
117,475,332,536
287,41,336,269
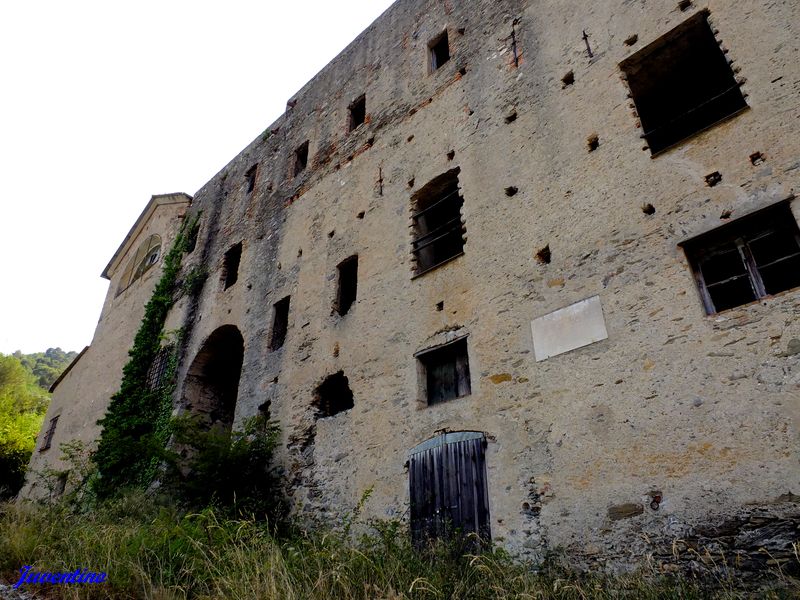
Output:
25,0,800,566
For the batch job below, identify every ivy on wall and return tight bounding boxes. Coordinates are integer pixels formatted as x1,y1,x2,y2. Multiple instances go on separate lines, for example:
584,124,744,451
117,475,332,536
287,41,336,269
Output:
92,213,201,498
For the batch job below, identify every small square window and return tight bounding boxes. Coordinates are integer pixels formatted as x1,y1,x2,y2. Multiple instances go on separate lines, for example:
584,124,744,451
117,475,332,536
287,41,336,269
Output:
417,337,471,406
294,141,309,176
429,31,450,71
269,296,291,350
245,165,258,194
223,243,242,290
349,95,366,132
411,168,466,275
620,11,747,154
335,255,358,316
682,201,800,314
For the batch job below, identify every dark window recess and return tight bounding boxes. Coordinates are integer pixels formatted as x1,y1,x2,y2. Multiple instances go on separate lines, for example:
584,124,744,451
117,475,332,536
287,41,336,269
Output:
294,141,309,176
620,11,747,154
411,168,466,275
245,165,258,194
40,415,59,451
417,337,471,405
409,431,491,548
269,296,291,350
335,256,358,316
430,31,450,71
146,345,174,391
314,371,354,418
349,95,366,131
55,472,68,496
223,243,242,289
683,201,800,314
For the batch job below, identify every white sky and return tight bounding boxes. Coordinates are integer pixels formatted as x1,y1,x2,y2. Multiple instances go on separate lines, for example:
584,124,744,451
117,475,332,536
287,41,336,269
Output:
0,0,396,354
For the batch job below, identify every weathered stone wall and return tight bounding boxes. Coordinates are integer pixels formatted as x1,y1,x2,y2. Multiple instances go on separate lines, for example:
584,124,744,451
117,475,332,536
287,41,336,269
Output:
170,0,800,563
22,197,189,498
27,0,800,567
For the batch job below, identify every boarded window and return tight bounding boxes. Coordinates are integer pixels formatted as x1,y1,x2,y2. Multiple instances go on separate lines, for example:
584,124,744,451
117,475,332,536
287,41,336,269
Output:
429,31,450,71
411,168,466,275
409,431,491,547
682,201,800,314
417,337,471,406
223,243,242,290
349,95,366,131
620,11,747,154
335,255,358,316
294,141,309,176
40,415,59,451
245,165,258,194
314,371,354,418
269,296,291,350
146,345,174,391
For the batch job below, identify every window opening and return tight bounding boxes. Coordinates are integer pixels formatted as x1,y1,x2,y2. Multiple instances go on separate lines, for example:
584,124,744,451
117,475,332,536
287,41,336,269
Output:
223,243,242,290
40,415,59,451
417,337,471,405
116,234,162,295
294,141,309,176
313,371,354,418
349,95,366,131
245,165,258,194
335,255,358,316
620,11,747,154
411,168,465,275
269,296,291,350
682,201,800,314
429,31,450,71
146,345,174,391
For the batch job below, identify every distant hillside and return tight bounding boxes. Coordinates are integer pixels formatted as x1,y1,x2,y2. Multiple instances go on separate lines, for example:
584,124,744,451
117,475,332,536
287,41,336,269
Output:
12,348,79,390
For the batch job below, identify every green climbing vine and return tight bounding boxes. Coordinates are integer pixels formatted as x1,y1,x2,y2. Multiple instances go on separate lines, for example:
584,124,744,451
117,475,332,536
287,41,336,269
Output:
92,212,201,498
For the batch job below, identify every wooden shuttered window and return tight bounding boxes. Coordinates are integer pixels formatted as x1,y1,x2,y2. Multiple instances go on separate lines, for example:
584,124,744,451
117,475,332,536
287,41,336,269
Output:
416,337,471,406
409,431,491,548
683,200,800,314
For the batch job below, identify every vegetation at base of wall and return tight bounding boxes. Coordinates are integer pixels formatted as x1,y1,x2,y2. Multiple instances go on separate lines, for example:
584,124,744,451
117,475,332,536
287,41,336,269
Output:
0,354,53,499
1,493,796,600
92,212,200,499
161,414,285,521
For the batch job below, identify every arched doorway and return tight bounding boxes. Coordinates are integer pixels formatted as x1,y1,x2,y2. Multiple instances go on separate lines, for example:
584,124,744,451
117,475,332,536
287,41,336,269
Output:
181,325,244,431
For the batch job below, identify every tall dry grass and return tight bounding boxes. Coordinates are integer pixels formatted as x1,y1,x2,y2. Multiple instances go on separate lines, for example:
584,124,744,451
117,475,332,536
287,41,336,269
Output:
0,495,794,599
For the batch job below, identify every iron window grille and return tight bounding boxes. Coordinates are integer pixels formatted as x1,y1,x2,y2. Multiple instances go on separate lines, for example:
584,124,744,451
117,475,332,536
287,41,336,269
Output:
411,168,466,276
620,11,747,155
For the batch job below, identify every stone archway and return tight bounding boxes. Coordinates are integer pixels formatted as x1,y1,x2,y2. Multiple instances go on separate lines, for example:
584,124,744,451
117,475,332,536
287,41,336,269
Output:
181,325,244,431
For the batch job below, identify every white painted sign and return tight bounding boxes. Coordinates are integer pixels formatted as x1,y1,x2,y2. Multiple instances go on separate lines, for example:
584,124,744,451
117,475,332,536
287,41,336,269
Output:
531,295,608,361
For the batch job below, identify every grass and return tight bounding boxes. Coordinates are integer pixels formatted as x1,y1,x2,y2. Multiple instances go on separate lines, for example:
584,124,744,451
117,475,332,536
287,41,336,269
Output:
0,494,796,599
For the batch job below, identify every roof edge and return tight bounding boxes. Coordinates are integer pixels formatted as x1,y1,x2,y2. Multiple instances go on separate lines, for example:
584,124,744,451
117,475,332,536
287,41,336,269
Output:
49,346,90,393
101,193,192,280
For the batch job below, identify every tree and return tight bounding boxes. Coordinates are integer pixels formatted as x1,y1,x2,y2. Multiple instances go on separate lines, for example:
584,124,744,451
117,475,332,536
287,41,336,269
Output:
0,354,50,498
